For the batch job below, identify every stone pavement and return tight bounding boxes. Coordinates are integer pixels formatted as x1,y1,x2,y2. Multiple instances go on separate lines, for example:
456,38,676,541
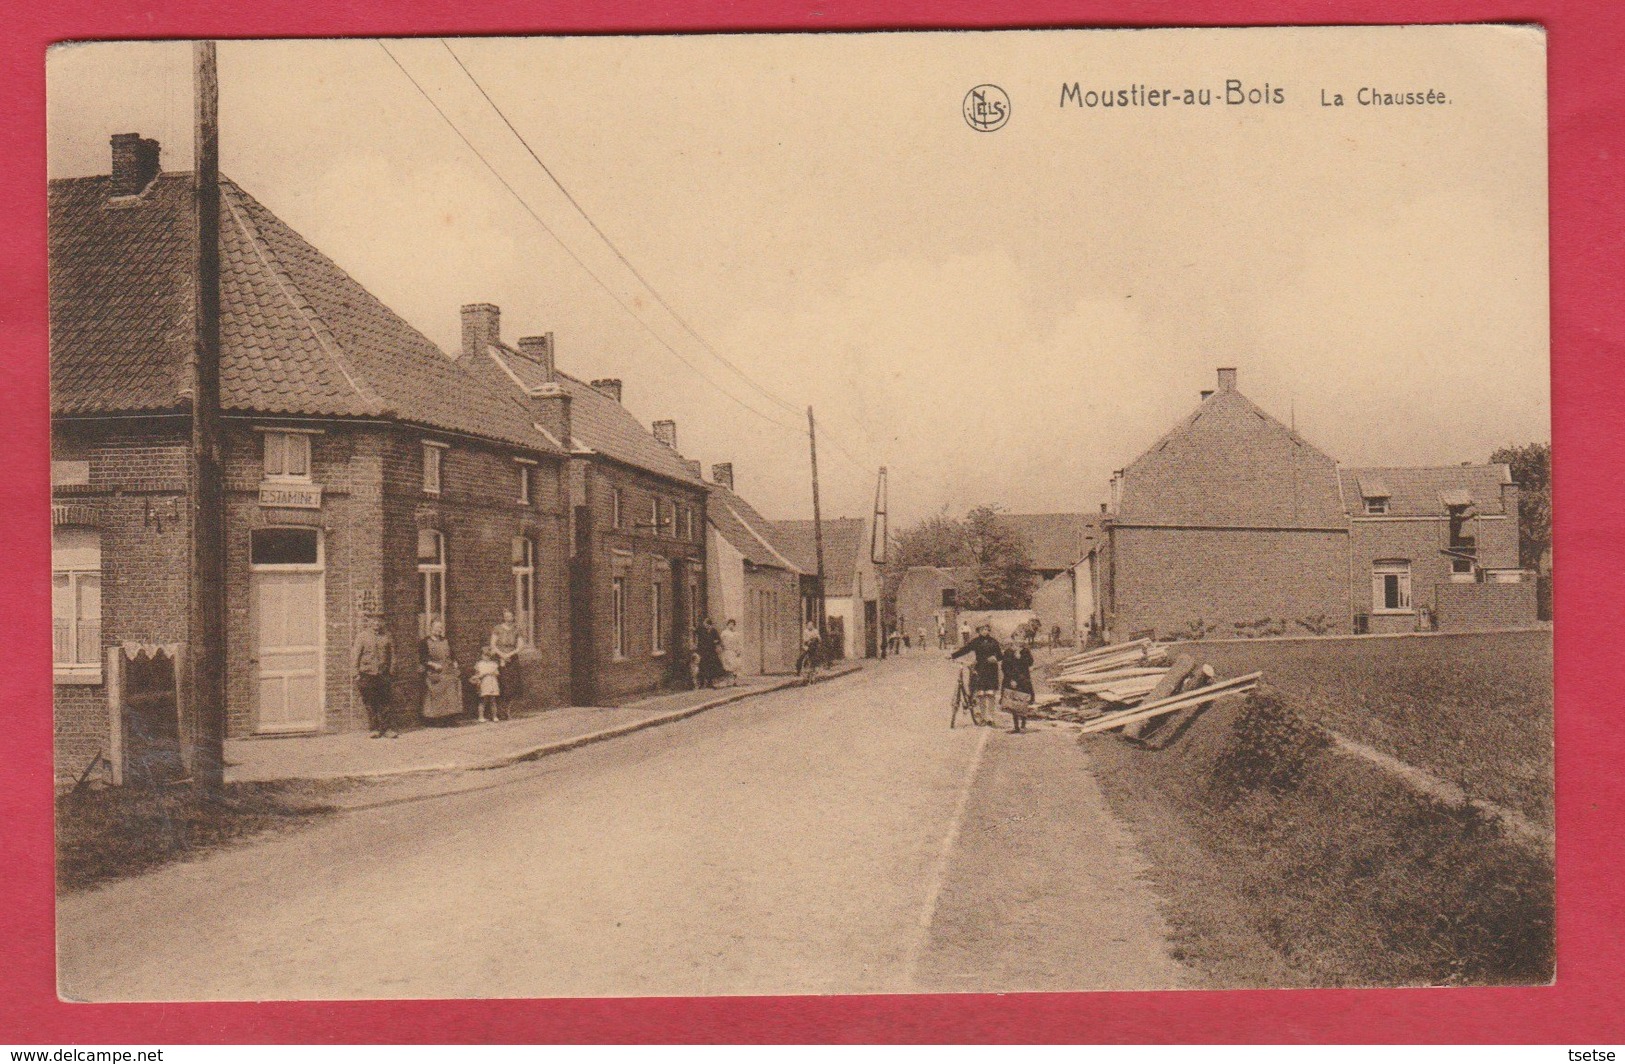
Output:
224,664,861,784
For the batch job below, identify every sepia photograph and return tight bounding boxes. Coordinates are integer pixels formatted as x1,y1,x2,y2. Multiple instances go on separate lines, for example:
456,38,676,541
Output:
46,26,1552,1002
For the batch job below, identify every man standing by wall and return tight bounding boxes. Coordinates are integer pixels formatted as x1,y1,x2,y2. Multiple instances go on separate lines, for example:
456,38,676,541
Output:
353,610,397,739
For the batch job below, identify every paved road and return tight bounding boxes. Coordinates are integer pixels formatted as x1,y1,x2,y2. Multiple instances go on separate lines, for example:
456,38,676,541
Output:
58,655,1188,1000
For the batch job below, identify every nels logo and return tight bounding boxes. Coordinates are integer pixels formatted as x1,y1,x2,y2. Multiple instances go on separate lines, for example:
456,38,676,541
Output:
963,84,1011,132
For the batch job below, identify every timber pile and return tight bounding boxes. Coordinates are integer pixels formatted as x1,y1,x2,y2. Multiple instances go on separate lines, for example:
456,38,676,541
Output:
1035,640,1263,742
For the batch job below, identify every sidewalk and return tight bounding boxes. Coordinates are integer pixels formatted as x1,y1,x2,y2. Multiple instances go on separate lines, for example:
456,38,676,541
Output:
224,664,862,784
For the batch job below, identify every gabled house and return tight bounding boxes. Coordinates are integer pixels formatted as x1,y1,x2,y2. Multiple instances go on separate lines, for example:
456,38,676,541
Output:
458,307,709,703
895,565,972,650
1091,368,1537,642
703,463,804,675
769,516,880,659
50,135,570,778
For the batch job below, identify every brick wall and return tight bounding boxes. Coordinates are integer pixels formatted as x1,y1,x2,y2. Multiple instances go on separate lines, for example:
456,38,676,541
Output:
52,421,191,778
1119,390,1345,528
1109,526,1350,640
895,568,963,646
383,430,571,720
1434,581,1539,632
576,459,708,704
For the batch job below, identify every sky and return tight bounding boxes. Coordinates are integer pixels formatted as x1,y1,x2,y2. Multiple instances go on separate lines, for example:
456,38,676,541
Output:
46,27,1550,526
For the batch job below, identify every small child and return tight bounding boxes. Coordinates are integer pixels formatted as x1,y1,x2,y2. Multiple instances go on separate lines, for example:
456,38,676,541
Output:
472,648,502,723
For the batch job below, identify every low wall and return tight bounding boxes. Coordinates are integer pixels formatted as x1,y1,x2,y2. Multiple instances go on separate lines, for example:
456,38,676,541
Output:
1433,582,1538,632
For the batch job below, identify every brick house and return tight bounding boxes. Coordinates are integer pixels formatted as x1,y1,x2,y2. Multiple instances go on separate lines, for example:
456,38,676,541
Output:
457,307,709,704
1090,368,1536,641
50,136,571,780
703,463,804,676
770,517,880,659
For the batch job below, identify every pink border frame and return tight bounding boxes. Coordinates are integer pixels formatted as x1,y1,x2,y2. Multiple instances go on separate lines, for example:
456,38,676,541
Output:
4,0,1619,1043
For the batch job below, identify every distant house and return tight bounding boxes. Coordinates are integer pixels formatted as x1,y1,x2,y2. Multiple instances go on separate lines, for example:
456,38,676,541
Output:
704,463,804,676
770,517,880,659
458,308,709,704
1090,368,1537,641
895,565,972,649
50,136,570,778
998,512,1101,644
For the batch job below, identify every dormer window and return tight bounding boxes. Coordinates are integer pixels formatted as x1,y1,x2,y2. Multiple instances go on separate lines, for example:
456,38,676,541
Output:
1364,496,1389,515
264,431,311,481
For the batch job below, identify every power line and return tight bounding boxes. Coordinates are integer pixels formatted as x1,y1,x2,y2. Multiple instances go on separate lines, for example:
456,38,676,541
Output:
436,40,878,474
442,40,805,422
376,41,802,436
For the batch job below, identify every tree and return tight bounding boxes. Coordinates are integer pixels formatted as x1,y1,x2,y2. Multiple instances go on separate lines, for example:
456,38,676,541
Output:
1490,442,1551,571
882,507,971,615
962,505,1037,610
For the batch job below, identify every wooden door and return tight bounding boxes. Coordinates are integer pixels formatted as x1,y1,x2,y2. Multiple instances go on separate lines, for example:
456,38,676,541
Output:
253,569,325,732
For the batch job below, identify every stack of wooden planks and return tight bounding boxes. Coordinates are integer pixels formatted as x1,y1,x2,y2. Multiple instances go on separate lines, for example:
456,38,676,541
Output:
1038,641,1264,742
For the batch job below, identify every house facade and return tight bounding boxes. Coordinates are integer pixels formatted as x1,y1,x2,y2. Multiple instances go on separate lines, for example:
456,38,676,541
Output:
895,565,971,650
458,308,710,704
1090,368,1536,642
50,137,570,779
770,517,880,659
703,463,804,676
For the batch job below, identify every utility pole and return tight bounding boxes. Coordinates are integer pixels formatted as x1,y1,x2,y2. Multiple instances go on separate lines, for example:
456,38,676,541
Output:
871,466,888,657
808,407,827,646
189,40,226,795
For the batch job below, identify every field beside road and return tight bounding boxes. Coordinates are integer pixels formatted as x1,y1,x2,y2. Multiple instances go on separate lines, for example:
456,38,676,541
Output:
1082,630,1554,989
1180,630,1553,826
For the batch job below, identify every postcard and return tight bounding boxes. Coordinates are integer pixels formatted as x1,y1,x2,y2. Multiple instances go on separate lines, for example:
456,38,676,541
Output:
47,25,1550,1001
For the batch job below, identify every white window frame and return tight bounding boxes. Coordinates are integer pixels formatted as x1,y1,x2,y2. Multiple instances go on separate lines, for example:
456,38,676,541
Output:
649,496,660,533
418,529,447,637
263,431,312,482
52,528,102,683
682,506,693,541
651,581,666,655
1364,497,1389,515
422,441,447,496
513,536,536,646
516,460,534,506
611,488,624,530
1449,555,1476,583
611,576,627,660
1372,560,1413,615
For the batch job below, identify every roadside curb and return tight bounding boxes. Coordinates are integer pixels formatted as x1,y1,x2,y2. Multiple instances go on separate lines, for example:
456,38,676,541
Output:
271,662,866,786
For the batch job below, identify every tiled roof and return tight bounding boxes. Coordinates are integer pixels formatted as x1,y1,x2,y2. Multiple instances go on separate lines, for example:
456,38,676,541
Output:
50,172,555,453
768,517,868,597
481,343,701,485
707,483,803,572
1339,464,1513,517
999,512,1100,571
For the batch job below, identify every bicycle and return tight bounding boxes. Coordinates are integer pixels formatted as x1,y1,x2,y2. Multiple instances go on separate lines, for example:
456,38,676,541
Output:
796,637,824,686
950,665,993,729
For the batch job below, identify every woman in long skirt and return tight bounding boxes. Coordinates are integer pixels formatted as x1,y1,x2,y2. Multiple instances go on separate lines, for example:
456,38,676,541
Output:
419,618,463,724
719,618,744,686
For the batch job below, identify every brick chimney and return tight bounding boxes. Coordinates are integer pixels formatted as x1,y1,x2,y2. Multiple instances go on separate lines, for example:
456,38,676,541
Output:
460,303,501,362
591,378,622,403
652,420,677,451
1217,367,1238,392
109,133,161,198
683,458,702,480
711,462,734,491
517,333,554,381
531,384,572,452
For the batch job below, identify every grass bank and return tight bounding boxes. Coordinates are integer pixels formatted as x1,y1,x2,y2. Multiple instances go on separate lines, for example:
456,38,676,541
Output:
1085,665,1554,987
56,781,340,894
1177,630,1552,828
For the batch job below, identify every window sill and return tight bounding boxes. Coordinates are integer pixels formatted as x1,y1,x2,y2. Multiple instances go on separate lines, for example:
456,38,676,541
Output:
54,669,103,686
651,650,667,658
1371,608,1414,617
